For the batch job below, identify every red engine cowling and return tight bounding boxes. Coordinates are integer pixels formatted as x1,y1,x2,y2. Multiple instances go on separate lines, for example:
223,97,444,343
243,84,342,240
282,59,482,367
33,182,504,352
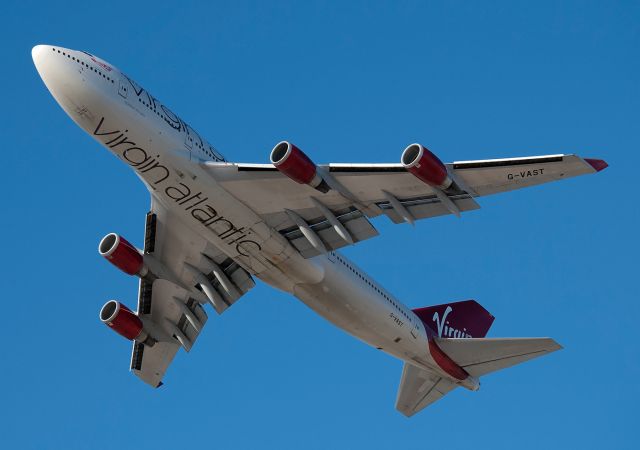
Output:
401,143,453,190
100,300,144,340
270,141,326,190
99,233,147,276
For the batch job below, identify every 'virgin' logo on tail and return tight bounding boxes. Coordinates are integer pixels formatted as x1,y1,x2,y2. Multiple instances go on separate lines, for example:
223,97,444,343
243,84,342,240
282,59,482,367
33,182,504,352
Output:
432,306,472,338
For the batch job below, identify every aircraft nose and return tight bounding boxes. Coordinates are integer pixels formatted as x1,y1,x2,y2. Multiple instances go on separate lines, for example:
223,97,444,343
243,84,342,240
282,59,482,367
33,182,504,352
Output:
32,44,121,133
31,44,94,107
32,44,67,87
32,44,51,75
32,44,99,125
31,44,46,62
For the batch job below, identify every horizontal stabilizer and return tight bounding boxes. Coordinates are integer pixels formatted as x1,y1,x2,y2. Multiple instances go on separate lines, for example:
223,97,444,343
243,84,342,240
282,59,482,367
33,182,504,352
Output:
396,364,457,417
436,337,562,377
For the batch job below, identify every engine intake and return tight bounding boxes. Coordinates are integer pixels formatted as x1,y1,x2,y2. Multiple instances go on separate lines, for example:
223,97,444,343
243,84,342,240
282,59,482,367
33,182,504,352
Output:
401,143,452,190
100,300,145,340
270,141,328,192
99,233,147,276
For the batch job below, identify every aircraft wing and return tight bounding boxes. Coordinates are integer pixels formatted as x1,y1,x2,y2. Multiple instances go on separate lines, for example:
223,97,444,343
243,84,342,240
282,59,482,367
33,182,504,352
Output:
395,363,458,417
130,279,206,387
204,154,605,258
129,196,256,387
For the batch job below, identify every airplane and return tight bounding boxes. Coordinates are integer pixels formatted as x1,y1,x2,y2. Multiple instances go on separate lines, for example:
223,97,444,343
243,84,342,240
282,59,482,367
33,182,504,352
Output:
32,44,607,416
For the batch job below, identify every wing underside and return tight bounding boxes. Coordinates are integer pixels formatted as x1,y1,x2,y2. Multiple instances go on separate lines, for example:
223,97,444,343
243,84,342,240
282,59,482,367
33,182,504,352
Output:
127,199,255,387
204,153,601,258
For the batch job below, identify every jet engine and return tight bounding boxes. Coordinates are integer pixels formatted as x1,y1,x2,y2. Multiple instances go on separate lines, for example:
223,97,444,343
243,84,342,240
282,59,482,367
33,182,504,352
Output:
100,300,154,345
99,233,148,276
270,141,328,192
401,143,453,190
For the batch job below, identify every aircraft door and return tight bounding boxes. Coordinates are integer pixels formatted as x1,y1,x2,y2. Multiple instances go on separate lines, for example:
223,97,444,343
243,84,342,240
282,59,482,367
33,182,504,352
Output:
184,131,193,150
118,76,129,98
410,317,420,340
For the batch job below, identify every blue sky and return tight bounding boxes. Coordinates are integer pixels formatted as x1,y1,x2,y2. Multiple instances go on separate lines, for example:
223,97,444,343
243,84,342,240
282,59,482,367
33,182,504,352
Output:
1,1,638,449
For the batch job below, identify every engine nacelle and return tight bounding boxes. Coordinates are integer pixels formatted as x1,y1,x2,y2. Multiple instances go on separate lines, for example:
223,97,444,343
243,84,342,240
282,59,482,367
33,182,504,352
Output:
401,143,453,190
99,233,147,276
270,141,327,191
100,300,147,341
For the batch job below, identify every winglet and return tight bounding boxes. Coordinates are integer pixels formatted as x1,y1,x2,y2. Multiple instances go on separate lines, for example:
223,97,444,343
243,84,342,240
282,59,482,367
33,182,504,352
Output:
584,158,608,172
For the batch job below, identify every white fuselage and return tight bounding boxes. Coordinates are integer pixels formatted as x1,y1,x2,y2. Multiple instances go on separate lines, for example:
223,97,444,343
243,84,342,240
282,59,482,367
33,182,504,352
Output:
33,45,463,385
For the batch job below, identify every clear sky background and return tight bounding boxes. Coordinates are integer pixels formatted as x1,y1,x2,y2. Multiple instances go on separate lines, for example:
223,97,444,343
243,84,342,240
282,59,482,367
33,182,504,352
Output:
1,1,638,449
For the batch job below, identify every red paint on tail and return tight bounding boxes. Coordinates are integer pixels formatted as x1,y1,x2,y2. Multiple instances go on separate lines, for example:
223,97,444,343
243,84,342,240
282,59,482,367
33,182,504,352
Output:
413,299,495,338
428,340,469,380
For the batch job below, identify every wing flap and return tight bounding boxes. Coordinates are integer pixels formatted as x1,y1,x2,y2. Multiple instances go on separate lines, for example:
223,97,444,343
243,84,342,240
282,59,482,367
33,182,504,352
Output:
379,192,480,224
282,208,379,258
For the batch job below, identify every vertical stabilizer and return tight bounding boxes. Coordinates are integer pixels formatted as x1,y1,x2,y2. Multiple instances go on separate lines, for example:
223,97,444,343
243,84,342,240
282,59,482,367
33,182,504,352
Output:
413,299,494,338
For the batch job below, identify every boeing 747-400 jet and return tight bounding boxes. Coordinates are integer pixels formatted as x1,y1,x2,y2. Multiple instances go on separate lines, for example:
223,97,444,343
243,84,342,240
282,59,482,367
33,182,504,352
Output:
32,44,607,416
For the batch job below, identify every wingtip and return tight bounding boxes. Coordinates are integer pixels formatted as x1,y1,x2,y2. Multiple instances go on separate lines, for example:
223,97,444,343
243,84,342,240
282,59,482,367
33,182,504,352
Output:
548,339,563,352
584,158,608,172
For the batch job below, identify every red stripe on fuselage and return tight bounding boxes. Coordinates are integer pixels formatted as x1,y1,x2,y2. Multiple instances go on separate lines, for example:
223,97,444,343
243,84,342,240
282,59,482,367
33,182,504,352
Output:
427,338,469,380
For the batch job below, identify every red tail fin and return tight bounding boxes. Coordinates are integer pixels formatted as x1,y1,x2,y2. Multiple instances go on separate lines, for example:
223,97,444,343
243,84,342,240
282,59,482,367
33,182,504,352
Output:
413,300,495,338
